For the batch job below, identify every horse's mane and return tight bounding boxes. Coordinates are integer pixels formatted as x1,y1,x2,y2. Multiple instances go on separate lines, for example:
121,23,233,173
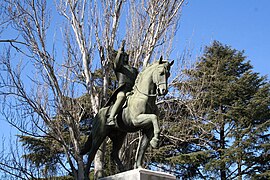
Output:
134,60,170,88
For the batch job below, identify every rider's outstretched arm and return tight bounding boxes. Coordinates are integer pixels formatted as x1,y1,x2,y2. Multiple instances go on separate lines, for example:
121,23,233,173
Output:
114,40,126,71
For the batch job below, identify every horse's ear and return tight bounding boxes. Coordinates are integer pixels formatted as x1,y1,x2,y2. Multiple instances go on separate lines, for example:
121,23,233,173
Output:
169,60,174,66
159,56,163,64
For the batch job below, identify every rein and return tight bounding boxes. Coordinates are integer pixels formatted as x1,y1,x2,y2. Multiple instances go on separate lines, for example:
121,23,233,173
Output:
134,85,157,97
134,66,167,97
156,82,167,86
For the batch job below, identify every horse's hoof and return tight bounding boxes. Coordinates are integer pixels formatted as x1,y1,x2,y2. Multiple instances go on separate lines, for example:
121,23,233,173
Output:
150,137,159,148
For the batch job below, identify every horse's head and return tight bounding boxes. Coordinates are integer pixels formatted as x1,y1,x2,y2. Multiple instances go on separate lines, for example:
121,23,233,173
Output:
152,56,174,96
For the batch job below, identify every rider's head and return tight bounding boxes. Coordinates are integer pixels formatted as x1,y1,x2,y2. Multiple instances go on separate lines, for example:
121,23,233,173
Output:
122,52,129,65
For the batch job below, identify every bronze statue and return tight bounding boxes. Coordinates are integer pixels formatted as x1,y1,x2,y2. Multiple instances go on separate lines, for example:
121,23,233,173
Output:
106,41,138,126
81,50,174,178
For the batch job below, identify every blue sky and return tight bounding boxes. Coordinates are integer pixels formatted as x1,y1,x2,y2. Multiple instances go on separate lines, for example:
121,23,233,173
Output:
1,0,270,161
175,0,270,77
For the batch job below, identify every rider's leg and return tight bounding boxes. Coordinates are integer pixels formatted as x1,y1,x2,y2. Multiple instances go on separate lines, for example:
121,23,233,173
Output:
107,91,126,126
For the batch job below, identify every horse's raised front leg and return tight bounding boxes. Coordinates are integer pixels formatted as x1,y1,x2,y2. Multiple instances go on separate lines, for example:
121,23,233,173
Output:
134,128,153,169
134,114,160,148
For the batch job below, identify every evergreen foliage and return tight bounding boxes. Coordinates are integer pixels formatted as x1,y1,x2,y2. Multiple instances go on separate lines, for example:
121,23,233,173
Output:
148,41,270,179
179,41,270,179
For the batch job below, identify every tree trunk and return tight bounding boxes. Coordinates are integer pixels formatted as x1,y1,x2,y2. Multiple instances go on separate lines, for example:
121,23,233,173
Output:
77,158,85,180
237,133,242,180
94,142,106,179
220,135,226,180
220,123,226,180
94,68,109,179
219,105,226,180
237,161,242,180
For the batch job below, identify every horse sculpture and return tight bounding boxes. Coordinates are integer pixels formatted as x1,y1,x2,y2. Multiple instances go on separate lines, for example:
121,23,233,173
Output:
81,58,174,178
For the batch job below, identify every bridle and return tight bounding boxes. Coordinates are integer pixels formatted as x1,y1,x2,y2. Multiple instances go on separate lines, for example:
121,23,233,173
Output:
134,66,168,97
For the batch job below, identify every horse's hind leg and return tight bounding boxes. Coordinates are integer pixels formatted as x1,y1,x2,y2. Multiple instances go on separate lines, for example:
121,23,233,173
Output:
134,128,153,169
85,133,107,179
109,131,127,172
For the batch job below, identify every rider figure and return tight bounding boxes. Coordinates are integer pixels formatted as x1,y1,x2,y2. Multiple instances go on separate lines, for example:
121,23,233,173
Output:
107,41,138,126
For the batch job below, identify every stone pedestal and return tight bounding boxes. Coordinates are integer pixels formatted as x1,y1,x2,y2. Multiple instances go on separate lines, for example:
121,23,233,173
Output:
99,168,176,180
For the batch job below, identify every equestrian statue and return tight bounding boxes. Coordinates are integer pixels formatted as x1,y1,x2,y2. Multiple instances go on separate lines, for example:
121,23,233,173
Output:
80,42,174,178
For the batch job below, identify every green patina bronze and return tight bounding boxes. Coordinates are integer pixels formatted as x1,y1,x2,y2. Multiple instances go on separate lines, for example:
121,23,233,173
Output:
106,41,138,126
81,55,174,175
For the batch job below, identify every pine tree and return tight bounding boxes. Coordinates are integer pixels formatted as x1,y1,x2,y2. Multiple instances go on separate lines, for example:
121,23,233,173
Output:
180,41,270,179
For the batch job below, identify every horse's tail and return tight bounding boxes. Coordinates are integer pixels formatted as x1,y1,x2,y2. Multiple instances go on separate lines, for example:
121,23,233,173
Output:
80,107,109,155
80,132,93,155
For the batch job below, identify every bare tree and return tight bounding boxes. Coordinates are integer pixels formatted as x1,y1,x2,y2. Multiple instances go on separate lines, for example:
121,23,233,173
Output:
126,0,184,67
0,0,88,179
0,0,186,179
